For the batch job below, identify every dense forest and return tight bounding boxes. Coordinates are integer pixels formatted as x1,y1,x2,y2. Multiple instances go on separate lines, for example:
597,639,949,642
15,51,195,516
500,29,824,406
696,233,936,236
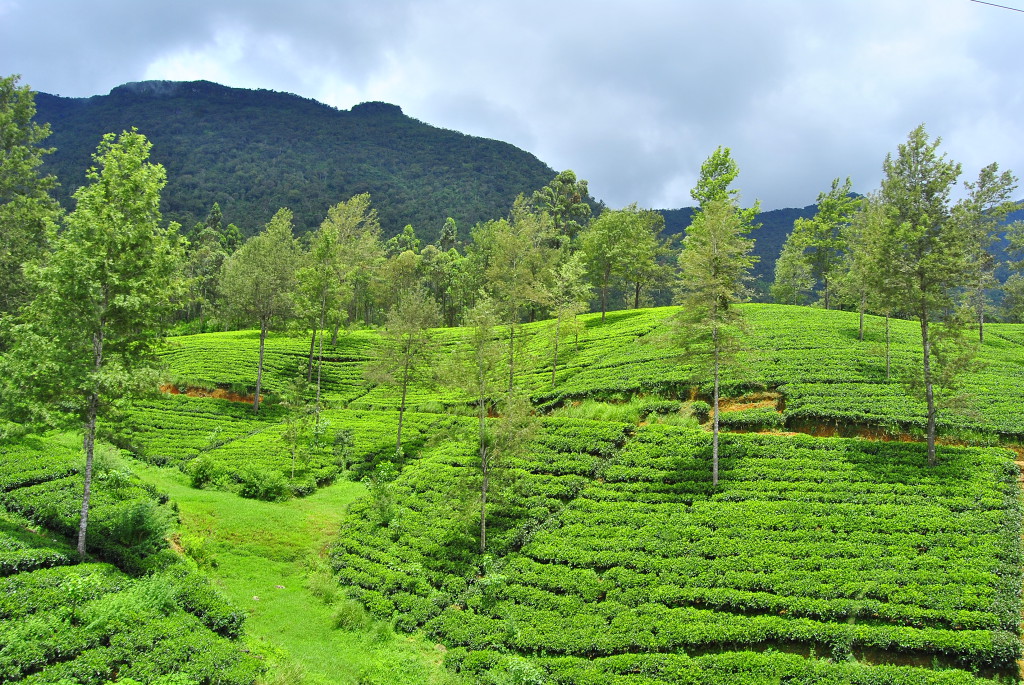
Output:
32,78,890,284
34,80,565,244
5,72,1024,684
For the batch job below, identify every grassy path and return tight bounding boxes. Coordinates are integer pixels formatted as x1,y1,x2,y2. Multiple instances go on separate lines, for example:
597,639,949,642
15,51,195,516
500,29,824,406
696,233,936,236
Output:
132,461,462,685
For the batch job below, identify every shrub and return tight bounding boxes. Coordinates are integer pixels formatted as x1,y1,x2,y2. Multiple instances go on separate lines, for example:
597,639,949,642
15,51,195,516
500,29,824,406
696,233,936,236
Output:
332,598,371,631
187,454,223,489
236,465,290,502
685,400,711,423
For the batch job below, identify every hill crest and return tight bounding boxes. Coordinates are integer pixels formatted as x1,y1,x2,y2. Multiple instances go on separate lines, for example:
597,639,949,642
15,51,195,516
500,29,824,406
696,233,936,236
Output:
34,80,556,242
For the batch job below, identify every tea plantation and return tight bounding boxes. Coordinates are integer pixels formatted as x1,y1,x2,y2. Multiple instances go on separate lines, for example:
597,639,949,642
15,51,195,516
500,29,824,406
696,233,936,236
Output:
4,304,1024,683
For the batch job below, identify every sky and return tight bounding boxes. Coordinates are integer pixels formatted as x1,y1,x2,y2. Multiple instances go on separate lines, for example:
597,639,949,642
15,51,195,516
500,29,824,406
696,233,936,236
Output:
2,0,1022,211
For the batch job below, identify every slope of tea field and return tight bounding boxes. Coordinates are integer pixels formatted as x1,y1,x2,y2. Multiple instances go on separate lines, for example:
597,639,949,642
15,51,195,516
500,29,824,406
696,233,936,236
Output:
0,434,263,684
81,303,1024,683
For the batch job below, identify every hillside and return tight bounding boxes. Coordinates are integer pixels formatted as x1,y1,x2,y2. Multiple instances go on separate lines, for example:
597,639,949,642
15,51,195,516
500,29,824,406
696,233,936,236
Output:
3,305,1024,681
33,80,559,242
66,303,1018,683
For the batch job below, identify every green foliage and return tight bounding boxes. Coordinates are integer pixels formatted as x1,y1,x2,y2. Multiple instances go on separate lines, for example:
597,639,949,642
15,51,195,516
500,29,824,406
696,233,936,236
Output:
0,74,60,319
529,169,592,245
236,463,291,501
35,81,557,245
774,177,859,308
0,433,260,683
218,207,302,412
362,460,400,527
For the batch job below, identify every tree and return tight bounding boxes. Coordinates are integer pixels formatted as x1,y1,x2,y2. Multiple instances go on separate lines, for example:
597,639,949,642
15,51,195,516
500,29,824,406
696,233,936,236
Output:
365,288,440,457
955,163,1019,342
16,129,182,557
440,216,458,252
219,208,301,413
328,193,384,331
474,199,558,392
878,124,967,466
295,209,346,390
0,75,61,319
1003,220,1024,322
448,299,504,553
676,198,758,486
620,208,671,309
579,209,632,319
420,243,465,327
384,224,421,257
770,238,814,305
279,378,313,481
549,253,592,388
675,147,758,486
181,215,228,332
579,204,667,318
690,146,760,227
838,193,896,366
776,178,859,309
531,170,592,245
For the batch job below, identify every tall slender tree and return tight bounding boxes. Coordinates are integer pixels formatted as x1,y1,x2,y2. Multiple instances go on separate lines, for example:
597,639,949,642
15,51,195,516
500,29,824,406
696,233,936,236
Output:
219,208,301,413
16,129,182,557
549,253,592,388
449,299,504,553
775,178,859,309
675,146,759,486
676,199,758,486
479,200,557,392
955,163,1019,342
878,124,966,466
365,288,440,457
0,75,60,319
838,193,894,360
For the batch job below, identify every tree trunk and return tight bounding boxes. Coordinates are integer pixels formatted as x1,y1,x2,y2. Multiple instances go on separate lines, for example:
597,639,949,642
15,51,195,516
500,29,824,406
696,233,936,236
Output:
920,312,937,466
823,275,830,310
600,286,608,321
551,314,561,389
508,324,515,394
712,325,720,487
315,305,326,411
254,324,267,413
77,328,104,558
307,326,316,383
78,391,98,558
885,314,891,381
858,293,866,342
478,396,488,554
634,282,641,310
978,290,985,343
397,357,410,456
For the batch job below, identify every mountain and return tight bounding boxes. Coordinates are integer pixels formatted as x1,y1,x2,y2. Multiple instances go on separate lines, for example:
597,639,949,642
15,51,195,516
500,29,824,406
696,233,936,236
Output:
33,80,559,243
658,204,818,284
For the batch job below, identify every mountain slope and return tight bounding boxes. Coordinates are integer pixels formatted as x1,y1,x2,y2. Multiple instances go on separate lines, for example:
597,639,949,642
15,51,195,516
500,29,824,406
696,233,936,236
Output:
34,80,558,242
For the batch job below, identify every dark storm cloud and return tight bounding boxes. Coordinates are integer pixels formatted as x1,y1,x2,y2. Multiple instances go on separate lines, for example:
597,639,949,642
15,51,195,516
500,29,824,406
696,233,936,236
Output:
2,0,1022,210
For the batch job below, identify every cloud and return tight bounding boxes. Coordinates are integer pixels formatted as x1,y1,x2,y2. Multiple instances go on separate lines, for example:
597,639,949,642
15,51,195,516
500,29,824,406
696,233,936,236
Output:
3,0,1023,210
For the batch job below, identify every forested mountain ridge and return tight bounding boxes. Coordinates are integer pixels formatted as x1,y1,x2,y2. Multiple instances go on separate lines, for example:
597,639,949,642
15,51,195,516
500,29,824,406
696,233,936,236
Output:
659,205,818,283
34,80,560,242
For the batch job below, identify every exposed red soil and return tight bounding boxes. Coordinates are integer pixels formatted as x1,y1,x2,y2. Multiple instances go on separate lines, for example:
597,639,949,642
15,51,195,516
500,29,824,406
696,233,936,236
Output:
717,391,782,414
160,383,260,404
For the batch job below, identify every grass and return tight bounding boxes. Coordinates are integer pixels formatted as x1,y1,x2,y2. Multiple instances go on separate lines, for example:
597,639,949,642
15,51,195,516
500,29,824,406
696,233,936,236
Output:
131,460,464,685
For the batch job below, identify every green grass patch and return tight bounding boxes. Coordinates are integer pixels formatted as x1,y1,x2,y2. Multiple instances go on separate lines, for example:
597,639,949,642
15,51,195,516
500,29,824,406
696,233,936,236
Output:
131,459,465,684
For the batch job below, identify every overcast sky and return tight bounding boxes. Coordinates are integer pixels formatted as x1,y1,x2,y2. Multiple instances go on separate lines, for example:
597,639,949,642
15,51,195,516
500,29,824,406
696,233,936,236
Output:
2,0,1022,210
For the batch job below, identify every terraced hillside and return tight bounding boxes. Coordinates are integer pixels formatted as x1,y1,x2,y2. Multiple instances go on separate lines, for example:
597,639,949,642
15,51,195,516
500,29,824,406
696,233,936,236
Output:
6,304,1024,683
0,434,263,684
